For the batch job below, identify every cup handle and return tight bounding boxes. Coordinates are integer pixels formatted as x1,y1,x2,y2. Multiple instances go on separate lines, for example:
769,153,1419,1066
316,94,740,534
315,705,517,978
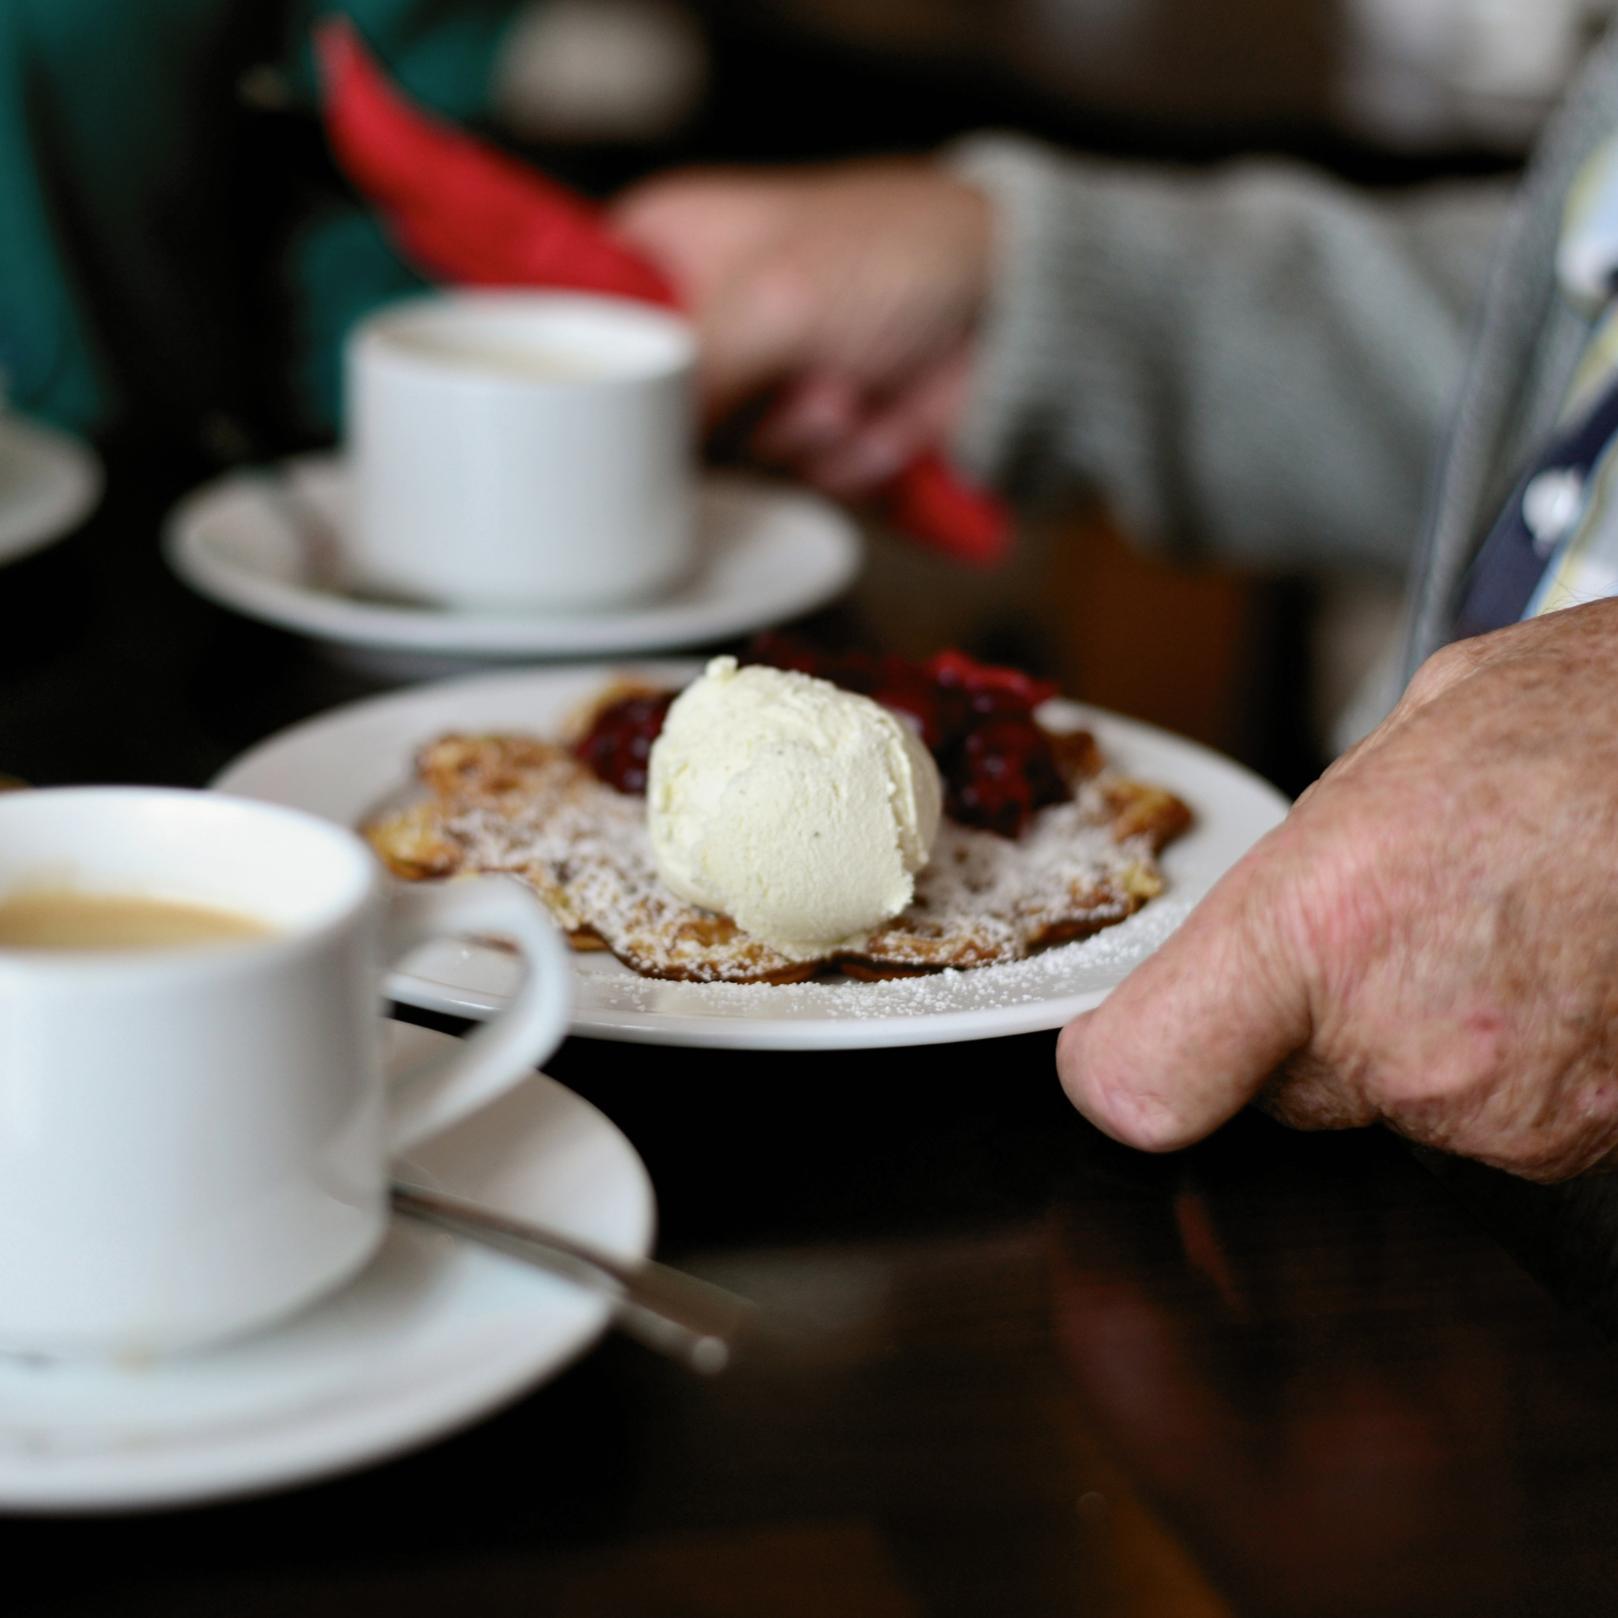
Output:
380,877,573,1155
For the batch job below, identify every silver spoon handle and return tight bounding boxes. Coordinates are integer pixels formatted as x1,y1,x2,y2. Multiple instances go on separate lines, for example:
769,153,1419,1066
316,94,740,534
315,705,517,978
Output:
391,1184,751,1374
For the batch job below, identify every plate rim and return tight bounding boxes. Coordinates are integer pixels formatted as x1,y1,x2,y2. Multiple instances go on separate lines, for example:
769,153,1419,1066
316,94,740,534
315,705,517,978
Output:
0,417,102,567
212,660,1292,1052
0,1026,655,1513
164,458,863,656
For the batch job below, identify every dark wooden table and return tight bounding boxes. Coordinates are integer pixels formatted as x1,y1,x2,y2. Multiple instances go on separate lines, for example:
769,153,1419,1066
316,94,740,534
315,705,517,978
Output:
7,456,1618,1618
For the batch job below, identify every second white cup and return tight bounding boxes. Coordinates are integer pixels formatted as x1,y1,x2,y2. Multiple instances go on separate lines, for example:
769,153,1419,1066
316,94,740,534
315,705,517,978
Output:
347,291,697,611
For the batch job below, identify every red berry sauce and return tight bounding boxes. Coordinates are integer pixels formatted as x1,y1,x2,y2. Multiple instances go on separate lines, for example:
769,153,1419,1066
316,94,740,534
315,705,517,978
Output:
572,691,675,796
573,637,1071,838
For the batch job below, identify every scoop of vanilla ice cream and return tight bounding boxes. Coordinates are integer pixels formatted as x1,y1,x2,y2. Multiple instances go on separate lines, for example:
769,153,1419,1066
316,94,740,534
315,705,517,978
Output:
647,657,942,957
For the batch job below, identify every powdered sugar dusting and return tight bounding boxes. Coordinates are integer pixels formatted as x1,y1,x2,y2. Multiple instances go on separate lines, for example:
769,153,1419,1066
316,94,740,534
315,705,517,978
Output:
583,894,1194,1020
367,734,1179,984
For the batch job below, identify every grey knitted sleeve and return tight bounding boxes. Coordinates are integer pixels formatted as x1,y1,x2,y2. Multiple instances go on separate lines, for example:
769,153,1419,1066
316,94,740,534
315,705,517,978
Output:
948,135,1517,576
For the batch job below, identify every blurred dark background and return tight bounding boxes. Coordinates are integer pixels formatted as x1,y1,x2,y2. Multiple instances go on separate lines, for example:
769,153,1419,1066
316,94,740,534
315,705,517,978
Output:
534,0,1571,184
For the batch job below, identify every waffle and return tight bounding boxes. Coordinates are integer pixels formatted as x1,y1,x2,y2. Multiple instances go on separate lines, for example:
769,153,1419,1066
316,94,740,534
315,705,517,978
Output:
364,701,1192,985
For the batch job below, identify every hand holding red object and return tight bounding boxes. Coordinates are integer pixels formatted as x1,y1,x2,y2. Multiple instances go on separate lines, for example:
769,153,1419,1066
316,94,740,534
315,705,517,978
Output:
314,17,1012,565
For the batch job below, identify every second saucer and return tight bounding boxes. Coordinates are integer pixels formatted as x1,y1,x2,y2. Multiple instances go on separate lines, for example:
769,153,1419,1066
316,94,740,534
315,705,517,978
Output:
164,457,863,660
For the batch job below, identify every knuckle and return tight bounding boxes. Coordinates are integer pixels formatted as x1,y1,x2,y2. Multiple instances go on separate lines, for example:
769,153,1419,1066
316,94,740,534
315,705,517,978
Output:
1375,1022,1508,1118
734,258,818,340
1483,1067,1618,1183
1402,638,1485,707
1285,849,1391,1005
1359,1002,1618,1181
1466,1127,1596,1183
1500,1145,1594,1184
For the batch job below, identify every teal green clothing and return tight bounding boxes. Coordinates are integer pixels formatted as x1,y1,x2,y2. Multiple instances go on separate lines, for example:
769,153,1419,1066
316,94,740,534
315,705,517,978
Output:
0,0,522,445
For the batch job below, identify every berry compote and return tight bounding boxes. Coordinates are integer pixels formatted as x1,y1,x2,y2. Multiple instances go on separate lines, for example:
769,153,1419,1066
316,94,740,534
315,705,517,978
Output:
572,637,1072,838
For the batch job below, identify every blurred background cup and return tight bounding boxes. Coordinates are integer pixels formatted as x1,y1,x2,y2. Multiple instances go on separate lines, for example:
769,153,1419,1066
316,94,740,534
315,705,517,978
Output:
0,787,573,1359
346,291,697,612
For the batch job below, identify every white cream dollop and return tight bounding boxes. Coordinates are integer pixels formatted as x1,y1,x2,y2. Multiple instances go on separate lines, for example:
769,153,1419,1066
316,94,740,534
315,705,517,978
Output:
646,656,942,957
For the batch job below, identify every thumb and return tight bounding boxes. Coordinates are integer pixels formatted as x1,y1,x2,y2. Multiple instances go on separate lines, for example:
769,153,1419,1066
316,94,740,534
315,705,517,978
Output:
1057,846,1312,1152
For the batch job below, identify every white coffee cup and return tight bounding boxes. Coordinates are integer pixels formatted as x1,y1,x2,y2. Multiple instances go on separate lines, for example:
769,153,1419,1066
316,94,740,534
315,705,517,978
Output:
0,787,573,1358
346,291,697,611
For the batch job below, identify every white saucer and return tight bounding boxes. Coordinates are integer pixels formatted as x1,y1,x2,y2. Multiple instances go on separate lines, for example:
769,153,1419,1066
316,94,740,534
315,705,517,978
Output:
0,1022,654,1514
0,415,102,566
164,456,863,658
214,661,1292,1052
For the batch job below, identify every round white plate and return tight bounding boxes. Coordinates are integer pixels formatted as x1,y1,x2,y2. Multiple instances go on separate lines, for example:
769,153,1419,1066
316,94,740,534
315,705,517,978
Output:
165,456,862,657
0,1022,654,1514
214,661,1292,1051
0,415,102,566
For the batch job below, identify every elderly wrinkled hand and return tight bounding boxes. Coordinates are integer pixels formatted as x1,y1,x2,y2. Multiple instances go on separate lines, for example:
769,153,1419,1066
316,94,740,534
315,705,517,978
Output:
611,161,991,496
1058,600,1618,1182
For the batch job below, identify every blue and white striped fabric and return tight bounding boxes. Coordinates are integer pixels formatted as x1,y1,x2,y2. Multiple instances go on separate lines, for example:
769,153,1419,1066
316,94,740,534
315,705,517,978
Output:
1454,137,1618,637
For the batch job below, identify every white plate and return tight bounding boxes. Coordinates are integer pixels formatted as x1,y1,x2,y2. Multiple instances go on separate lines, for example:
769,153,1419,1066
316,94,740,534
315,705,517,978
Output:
214,661,1291,1051
165,456,862,657
0,1022,654,1514
0,415,102,566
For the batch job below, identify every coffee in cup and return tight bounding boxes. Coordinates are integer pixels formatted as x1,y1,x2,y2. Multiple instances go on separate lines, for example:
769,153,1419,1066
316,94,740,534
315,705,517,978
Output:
0,889,272,950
